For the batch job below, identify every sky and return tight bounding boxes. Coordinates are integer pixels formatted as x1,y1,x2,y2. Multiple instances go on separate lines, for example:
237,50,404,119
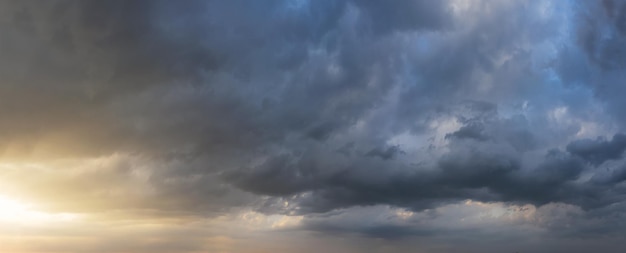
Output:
2,0,626,252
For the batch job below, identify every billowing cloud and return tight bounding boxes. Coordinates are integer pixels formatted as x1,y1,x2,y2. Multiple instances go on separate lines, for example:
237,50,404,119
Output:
2,0,626,253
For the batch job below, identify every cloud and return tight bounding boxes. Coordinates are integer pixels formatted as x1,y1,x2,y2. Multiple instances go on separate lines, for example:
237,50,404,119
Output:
567,133,626,165
3,0,626,251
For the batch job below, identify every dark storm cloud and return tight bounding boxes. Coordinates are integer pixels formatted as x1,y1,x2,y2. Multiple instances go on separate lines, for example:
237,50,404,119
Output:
350,0,451,34
0,0,458,214
271,140,587,214
365,145,405,160
4,0,626,245
229,114,594,215
445,122,489,141
572,0,626,127
590,163,626,185
566,133,626,165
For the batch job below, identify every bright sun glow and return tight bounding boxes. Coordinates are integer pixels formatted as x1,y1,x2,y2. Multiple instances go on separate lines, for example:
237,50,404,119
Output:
0,195,78,224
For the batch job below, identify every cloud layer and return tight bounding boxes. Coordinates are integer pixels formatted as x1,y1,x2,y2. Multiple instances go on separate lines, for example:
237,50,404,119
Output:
2,0,626,252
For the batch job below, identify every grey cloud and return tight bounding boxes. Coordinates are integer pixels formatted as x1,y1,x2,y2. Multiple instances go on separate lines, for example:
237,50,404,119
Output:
223,154,320,196
241,137,590,215
4,0,626,246
566,134,626,165
351,0,452,34
0,0,403,217
445,122,489,141
590,164,626,185
572,0,626,127
447,105,535,151
365,145,405,160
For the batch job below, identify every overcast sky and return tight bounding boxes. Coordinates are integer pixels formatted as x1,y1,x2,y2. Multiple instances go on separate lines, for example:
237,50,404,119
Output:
2,0,626,252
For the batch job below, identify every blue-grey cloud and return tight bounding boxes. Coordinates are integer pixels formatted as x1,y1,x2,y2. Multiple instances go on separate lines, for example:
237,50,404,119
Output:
2,0,626,252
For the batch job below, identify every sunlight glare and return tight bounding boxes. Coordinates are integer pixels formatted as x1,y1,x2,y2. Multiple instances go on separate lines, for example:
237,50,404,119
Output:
0,195,78,224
